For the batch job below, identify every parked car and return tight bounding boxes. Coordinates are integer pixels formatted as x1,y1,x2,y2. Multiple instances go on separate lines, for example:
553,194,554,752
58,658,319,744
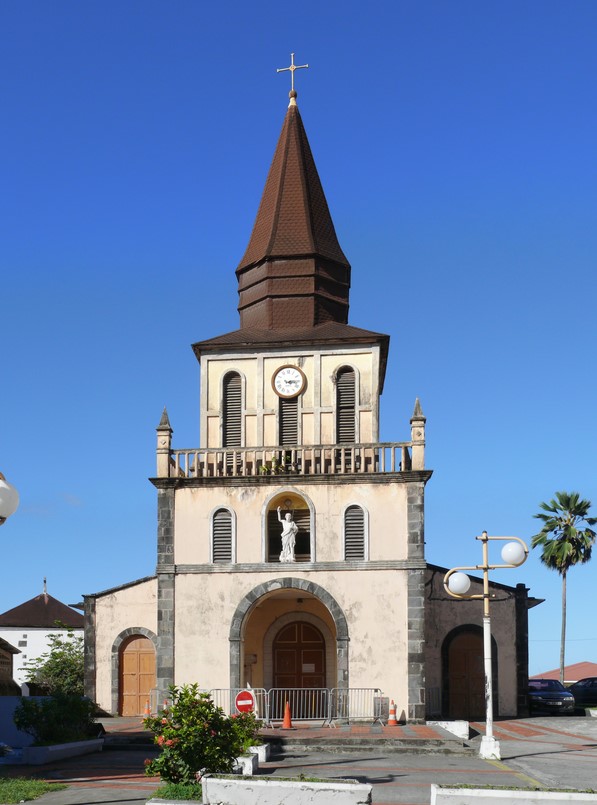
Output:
528,679,575,714
568,678,597,707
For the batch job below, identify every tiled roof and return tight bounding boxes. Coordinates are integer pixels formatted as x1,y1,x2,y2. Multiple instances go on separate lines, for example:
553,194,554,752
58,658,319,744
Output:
0,593,84,628
192,322,390,389
0,636,20,654
237,103,349,272
193,322,388,349
532,661,597,682
235,101,351,329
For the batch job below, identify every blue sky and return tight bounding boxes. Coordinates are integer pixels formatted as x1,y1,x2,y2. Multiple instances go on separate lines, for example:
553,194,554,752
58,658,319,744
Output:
1,1,596,677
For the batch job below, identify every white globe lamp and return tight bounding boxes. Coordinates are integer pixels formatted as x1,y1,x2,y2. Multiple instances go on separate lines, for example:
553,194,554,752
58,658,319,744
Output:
501,541,526,567
448,571,471,595
0,475,19,525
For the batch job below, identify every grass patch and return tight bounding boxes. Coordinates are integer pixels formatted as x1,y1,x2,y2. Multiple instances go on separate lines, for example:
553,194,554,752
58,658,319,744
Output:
152,781,203,800
0,777,68,803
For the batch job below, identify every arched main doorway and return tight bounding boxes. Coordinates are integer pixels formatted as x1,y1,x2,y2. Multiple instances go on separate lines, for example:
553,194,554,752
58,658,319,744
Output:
119,635,156,716
229,578,349,695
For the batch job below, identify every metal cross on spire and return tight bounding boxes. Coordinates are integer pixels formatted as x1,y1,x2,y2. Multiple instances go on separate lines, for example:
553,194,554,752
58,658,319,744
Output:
277,53,309,99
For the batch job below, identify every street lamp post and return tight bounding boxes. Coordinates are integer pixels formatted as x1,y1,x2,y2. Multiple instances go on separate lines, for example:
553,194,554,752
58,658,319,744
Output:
0,472,20,526
444,531,528,760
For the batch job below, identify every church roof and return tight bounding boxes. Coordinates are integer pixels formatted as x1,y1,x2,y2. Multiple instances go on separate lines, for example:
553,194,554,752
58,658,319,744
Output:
0,592,84,628
237,100,349,273
192,321,390,389
234,93,354,330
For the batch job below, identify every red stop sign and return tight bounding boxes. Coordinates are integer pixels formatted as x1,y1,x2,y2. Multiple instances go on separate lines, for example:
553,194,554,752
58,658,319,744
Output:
235,689,255,713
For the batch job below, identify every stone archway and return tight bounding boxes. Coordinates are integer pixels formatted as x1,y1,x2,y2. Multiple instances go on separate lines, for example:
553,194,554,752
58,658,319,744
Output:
229,578,349,692
111,627,157,715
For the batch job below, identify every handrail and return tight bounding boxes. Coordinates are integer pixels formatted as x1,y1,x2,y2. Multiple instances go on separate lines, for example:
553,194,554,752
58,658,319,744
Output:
165,441,413,479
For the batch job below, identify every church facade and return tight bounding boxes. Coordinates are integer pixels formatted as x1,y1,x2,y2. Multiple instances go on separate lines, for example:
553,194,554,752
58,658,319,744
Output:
84,87,535,722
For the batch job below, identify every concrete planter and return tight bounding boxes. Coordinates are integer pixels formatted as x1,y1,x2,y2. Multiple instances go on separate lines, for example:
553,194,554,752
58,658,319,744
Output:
202,774,372,804
430,785,597,804
247,742,270,762
427,720,470,739
22,738,104,765
233,753,258,775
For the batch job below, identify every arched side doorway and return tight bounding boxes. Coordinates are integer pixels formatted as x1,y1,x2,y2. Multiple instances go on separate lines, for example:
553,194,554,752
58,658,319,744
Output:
442,625,498,720
111,628,157,716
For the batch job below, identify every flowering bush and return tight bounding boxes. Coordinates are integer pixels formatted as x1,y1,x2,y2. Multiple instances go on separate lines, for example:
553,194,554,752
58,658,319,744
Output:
229,710,261,751
143,684,261,784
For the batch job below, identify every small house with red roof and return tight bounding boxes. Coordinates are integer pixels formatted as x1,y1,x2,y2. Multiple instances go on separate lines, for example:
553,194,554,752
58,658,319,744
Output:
0,581,83,687
531,662,597,685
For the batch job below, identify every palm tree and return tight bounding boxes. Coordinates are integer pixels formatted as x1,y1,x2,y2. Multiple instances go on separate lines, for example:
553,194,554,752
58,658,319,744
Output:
531,491,596,684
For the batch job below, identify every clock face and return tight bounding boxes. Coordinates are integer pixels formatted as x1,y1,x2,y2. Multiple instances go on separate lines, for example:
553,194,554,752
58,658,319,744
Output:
272,365,306,398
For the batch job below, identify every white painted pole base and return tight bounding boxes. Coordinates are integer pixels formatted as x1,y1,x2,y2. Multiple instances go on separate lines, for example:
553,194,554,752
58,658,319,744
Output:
479,734,501,760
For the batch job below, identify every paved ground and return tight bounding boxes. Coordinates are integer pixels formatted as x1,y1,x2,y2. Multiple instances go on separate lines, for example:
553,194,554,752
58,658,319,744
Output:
1,716,596,804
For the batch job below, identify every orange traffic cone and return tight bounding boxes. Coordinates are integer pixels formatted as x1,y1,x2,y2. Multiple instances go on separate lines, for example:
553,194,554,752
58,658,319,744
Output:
387,699,398,726
143,700,150,717
281,701,293,729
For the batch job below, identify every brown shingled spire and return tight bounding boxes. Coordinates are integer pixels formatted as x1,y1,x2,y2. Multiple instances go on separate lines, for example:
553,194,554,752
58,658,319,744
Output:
236,100,351,329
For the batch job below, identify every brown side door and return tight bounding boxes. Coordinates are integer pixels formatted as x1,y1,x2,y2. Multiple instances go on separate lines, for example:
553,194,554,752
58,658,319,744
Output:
119,636,156,716
448,631,485,719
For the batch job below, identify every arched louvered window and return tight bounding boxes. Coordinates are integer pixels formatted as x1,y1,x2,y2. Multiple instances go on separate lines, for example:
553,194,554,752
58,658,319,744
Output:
212,508,233,563
344,505,366,560
336,367,356,443
223,372,242,448
279,397,298,446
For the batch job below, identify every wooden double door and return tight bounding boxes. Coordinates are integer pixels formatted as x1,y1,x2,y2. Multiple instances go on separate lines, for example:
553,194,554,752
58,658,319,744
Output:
119,636,156,716
272,621,326,719
273,621,326,689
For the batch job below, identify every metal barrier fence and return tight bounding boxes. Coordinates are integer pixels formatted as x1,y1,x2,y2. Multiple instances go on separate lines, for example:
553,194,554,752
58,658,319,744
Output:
329,687,385,726
149,688,171,715
267,687,330,724
149,687,385,726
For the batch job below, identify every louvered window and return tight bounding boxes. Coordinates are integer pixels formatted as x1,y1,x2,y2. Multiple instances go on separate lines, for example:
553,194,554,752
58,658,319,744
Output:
279,397,298,446
223,373,242,447
336,368,356,443
212,508,233,563
344,505,365,560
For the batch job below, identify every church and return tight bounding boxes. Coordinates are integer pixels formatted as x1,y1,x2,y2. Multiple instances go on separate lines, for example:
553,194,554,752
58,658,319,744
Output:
84,75,538,723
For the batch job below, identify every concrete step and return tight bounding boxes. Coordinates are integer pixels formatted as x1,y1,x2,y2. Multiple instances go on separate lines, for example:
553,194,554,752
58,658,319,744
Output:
264,734,473,755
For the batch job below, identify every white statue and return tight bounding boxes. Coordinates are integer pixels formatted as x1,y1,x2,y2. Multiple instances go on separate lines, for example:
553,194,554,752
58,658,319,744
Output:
277,506,298,563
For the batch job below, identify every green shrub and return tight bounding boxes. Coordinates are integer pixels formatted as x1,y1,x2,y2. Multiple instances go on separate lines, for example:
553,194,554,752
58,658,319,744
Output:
24,628,84,696
143,684,261,784
229,710,261,751
13,694,98,745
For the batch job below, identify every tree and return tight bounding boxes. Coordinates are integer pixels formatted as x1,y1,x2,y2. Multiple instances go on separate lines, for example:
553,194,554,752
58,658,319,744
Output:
531,491,596,684
24,627,84,696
